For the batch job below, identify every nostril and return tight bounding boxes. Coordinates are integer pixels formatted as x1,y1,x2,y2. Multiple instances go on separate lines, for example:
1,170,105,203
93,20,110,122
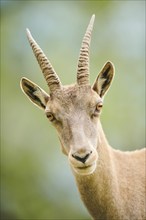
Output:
72,151,92,164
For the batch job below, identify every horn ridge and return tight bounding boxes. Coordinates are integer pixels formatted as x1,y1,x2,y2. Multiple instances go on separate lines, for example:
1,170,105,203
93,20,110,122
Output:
26,28,62,92
77,14,95,85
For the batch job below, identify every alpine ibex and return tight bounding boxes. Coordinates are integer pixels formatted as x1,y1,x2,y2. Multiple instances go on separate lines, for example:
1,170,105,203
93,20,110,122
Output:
20,15,146,220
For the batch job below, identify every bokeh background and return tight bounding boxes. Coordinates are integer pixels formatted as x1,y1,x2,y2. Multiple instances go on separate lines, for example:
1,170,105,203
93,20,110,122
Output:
1,1,145,219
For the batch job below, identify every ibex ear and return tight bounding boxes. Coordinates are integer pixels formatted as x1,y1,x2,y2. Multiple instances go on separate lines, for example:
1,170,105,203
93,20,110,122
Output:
92,61,115,98
20,77,49,110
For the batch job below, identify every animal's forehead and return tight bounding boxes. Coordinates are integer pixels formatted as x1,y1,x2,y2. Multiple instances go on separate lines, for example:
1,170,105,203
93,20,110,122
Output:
51,85,96,103
47,85,100,112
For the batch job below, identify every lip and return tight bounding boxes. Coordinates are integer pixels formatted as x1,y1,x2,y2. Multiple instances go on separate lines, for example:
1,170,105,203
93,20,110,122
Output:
77,164,93,170
73,162,97,175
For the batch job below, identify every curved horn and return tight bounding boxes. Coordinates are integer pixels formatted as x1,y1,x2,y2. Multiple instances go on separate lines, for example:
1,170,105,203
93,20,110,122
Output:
77,14,95,85
26,29,62,92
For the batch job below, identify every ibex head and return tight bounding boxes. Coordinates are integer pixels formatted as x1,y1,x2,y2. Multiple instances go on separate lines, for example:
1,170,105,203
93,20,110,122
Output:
20,15,114,175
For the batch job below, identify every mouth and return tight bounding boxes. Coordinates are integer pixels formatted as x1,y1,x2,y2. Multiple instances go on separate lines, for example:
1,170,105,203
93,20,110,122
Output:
77,164,92,170
72,162,97,175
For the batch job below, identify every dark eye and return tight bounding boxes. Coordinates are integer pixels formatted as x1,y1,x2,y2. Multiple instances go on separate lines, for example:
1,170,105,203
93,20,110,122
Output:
46,112,55,122
97,102,103,110
92,102,103,117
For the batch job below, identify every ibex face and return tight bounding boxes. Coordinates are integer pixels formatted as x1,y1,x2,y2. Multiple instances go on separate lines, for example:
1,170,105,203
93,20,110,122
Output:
46,85,102,175
20,15,114,175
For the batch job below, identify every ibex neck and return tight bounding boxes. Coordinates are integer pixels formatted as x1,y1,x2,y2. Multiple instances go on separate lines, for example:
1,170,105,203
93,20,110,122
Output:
74,122,119,219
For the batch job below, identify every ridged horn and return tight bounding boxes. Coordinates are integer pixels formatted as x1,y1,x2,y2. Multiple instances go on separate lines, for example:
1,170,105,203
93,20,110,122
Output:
77,14,95,85
26,28,62,92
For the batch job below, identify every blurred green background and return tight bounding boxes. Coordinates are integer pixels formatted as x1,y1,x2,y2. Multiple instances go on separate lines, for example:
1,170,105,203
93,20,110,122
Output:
1,1,145,219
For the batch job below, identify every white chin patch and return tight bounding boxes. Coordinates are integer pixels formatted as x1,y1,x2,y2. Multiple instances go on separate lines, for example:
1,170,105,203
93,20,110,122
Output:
72,163,97,176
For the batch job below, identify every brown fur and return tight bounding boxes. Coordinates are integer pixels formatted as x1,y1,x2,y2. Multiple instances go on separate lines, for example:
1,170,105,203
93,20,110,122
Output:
74,123,146,220
21,79,146,220
20,15,146,220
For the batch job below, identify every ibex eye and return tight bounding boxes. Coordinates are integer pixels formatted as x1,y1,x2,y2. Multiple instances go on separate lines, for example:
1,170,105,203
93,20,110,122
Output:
92,102,103,117
46,112,55,122
97,102,103,110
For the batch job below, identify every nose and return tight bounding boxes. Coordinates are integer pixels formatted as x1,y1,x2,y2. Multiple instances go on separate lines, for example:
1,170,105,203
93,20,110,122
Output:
72,151,92,164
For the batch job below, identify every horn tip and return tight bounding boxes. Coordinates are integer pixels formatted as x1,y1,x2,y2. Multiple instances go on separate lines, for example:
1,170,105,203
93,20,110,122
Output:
26,28,32,39
26,28,30,34
91,14,95,23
